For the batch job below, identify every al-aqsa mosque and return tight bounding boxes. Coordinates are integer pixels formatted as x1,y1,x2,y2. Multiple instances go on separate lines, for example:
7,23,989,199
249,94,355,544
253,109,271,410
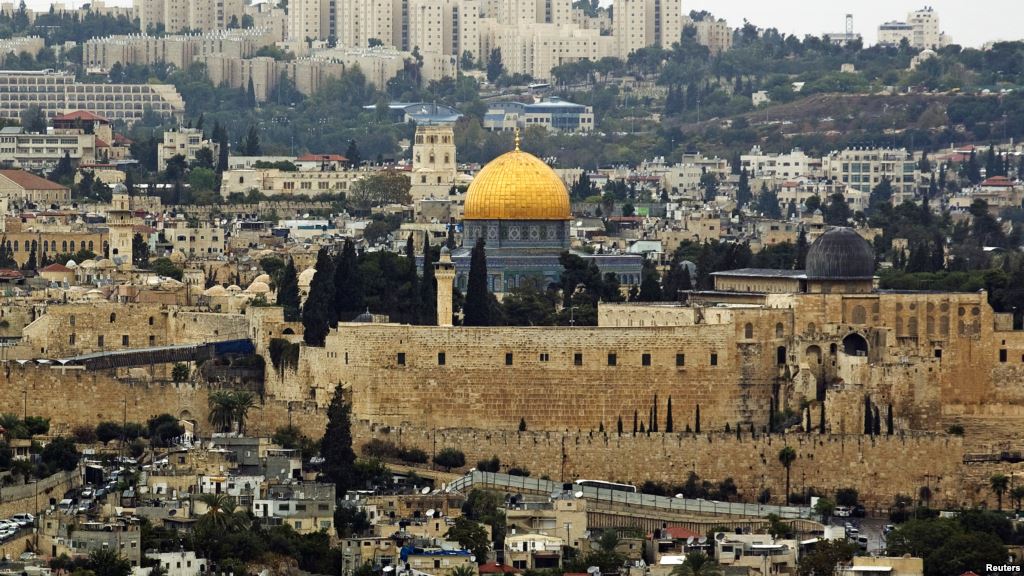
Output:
451,136,643,292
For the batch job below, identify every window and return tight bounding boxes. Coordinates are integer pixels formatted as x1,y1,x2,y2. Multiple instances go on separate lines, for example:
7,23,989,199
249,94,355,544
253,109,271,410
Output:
710,353,718,366
110,313,116,323
69,334,75,345
676,353,685,366
641,353,651,366
1000,349,1007,363
438,352,445,365
574,353,582,366
149,336,155,346
122,335,129,345
397,352,406,365
505,352,513,365
149,316,154,325
98,335,104,346
539,353,549,362
934,349,942,359
607,353,617,366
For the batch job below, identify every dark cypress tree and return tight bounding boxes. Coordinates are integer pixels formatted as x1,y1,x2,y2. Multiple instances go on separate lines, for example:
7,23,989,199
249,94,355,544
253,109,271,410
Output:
930,234,946,272
648,405,655,434
804,408,811,432
345,140,362,169
302,248,336,346
446,224,457,250
518,417,527,431
651,395,658,433
794,228,808,270
420,235,436,325
768,398,775,433
819,401,826,434
633,410,638,434
617,415,623,436
966,150,981,184
637,261,663,302
694,404,701,434
404,234,420,324
246,76,257,107
736,168,752,208
639,421,646,434
22,243,36,271
886,403,894,435
463,238,491,326
334,239,363,322
873,405,882,436
276,259,300,322
665,397,673,433
321,385,357,495
864,396,872,435
213,122,229,173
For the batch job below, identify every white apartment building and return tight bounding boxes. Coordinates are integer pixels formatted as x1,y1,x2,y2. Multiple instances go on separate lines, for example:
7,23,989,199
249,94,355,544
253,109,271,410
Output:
157,127,220,171
692,17,732,54
146,551,209,576
0,70,185,124
220,167,368,198
0,127,97,170
0,36,44,58
135,0,245,33
338,0,394,48
877,7,949,49
614,0,683,58
84,28,274,72
821,148,921,205
740,147,816,180
777,178,870,214
288,0,333,42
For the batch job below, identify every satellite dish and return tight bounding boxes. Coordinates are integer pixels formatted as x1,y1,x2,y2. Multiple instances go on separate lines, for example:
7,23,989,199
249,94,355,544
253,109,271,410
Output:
421,487,431,495
426,509,436,517
550,490,562,499
574,491,584,499
698,536,707,544
383,567,394,573
715,533,726,542
686,537,694,545
674,494,684,499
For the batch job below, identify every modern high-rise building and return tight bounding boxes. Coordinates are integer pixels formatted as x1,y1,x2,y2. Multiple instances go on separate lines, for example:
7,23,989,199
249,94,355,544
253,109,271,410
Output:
135,0,244,33
614,0,682,58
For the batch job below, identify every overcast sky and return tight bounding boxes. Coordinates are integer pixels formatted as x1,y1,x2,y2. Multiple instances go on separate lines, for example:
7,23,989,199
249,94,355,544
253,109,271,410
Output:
660,0,1023,47
20,0,1024,48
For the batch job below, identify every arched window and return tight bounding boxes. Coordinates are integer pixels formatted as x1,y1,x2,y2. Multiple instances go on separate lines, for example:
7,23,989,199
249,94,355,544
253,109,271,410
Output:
744,323,753,339
775,323,784,338
110,313,116,323
842,333,868,356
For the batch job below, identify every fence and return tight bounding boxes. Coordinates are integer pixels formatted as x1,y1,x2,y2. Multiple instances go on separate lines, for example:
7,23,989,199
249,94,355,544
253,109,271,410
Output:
448,471,813,520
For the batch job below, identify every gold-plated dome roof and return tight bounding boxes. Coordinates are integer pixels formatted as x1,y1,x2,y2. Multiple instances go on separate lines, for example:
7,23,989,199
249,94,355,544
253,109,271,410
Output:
463,141,570,221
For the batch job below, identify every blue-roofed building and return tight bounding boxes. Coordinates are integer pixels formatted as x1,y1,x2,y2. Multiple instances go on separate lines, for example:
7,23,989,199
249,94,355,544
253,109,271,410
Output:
365,102,464,125
482,97,594,133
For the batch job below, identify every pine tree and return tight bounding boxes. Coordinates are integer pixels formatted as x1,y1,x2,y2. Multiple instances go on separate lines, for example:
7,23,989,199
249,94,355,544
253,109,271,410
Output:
445,224,457,250
404,234,420,324
345,140,362,169
886,403,894,435
794,228,808,270
302,248,336,346
242,125,261,155
22,243,36,271
463,238,491,326
321,385,357,495
420,235,436,325
873,406,881,436
966,150,981,184
665,397,673,433
276,259,300,321
985,145,999,178
213,122,229,173
694,404,701,434
804,408,811,432
333,239,363,323
617,415,623,436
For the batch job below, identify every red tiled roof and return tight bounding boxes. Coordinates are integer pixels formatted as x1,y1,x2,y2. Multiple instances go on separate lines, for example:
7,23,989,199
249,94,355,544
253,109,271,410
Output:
658,526,701,540
981,176,1013,187
0,269,24,280
40,263,72,273
113,134,134,145
0,170,68,191
478,563,519,574
53,110,109,123
96,138,110,148
296,153,347,162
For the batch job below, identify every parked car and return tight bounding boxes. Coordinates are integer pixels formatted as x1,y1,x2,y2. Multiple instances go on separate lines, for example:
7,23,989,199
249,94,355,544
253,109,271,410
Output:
852,504,866,517
835,506,852,517
11,513,34,526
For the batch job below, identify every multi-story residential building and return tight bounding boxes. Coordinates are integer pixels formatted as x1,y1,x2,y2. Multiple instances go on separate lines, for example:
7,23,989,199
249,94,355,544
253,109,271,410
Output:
156,218,227,257
203,55,346,102
146,551,210,576
252,482,336,534
65,521,143,568
877,7,949,49
0,36,44,58
0,127,97,170
614,0,683,58
777,178,870,214
157,127,220,171
338,0,394,48
821,147,920,204
288,0,331,42
482,98,593,132
135,0,245,33
83,28,274,72
691,17,732,54
0,70,185,124
740,147,816,180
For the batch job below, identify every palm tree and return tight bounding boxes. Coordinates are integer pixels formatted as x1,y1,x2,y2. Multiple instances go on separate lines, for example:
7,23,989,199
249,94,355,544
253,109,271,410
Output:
207,390,236,433
450,566,476,576
778,446,797,505
197,493,238,531
990,474,1009,511
232,390,257,435
1010,486,1024,511
669,551,724,576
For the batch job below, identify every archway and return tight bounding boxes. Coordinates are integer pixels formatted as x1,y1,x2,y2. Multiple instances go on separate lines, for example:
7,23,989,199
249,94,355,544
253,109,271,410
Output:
776,346,787,365
842,333,869,356
805,345,822,365
282,328,295,335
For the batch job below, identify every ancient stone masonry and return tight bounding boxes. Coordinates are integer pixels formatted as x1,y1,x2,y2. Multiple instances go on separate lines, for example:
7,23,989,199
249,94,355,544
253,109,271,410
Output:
354,422,966,509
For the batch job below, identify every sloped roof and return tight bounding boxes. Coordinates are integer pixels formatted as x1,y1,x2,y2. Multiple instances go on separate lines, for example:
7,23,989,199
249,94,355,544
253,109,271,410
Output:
40,263,72,273
0,170,68,191
53,110,110,123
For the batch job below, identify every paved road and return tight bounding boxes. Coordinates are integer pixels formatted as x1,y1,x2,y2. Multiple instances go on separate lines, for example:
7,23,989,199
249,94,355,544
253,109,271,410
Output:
830,517,889,554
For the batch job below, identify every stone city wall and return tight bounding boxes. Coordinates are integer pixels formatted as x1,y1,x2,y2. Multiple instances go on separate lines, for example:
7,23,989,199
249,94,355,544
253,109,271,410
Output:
0,470,80,519
355,422,967,509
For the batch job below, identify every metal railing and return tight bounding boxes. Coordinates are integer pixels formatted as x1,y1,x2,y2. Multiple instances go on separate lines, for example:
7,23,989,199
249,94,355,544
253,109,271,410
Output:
448,472,812,520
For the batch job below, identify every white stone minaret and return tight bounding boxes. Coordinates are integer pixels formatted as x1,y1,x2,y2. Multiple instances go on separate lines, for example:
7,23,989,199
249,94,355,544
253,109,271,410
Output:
434,246,456,327
107,185,137,270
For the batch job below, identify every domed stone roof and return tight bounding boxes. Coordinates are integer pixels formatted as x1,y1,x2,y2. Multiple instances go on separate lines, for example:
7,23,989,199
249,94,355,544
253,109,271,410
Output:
246,281,271,293
253,273,271,285
298,267,316,286
806,227,875,280
463,141,570,221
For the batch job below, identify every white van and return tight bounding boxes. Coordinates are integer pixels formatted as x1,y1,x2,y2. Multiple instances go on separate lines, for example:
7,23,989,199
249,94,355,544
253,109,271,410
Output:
834,506,852,517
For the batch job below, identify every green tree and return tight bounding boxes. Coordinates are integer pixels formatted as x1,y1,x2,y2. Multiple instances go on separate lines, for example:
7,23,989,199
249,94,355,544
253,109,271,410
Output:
232,391,256,435
171,363,189,383
670,551,723,576
19,104,46,134
150,257,183,280
813,497,835,520
348,171,412,211
88,547,132,576
463,238,491,326
95,421,123,444
132,233,150,268
736,168,752,209
835,487,859,507
636,261,663,301
321,385,357,495
868,177,893,214
40,437,80,472
303,248,336,345
756,185,782,218
446,517,491,563
241,125,261,155
335,505,371,537
486,48,504,83
333,239,364,322
796,539,855,576
276,259,301,321
822,192,852,225
778,446,796,505
990,474,1009,511
345,140,362,168
434,447,466,471
207,390,236,433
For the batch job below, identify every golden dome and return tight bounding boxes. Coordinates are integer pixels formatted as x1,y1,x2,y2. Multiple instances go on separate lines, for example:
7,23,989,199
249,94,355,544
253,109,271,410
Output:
464,144,570,221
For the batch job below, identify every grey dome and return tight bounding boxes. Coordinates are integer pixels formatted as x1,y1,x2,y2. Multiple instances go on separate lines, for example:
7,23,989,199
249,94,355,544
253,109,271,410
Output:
805,227,875,280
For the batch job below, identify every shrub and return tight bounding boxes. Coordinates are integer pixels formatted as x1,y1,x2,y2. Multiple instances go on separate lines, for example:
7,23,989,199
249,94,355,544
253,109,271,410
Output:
947,424,965,436
397,447,429,464
507,466,530,477
434,448,465,471
835,487,859,507
268,338,301,371
361,438,399,459
73,426,97,444
476,456,500,472
95,422,124,444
